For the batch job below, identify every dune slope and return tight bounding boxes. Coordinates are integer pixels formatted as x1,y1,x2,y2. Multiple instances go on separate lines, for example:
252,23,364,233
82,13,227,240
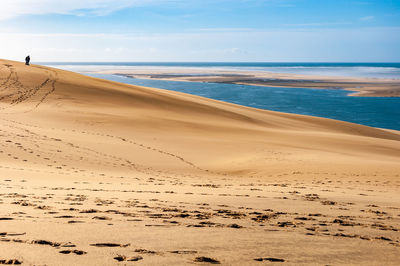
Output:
1,59,399,174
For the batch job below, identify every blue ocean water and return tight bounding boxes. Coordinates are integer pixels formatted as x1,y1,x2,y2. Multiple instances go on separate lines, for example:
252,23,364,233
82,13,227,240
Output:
88,73,400,131
44,62,400,79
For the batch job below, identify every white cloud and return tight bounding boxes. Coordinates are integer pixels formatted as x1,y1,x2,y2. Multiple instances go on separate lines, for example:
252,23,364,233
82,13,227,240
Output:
199,28,256,32
360,16,375,21
0,0,295,20
283,22,351,27
1,27,399,62
0,0,165,20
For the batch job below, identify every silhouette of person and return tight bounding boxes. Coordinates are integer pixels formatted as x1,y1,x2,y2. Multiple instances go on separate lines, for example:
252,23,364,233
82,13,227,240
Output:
25,55,30,66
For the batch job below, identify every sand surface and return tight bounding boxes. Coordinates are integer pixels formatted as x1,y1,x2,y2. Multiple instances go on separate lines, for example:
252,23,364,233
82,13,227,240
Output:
1,59,400,265
95,67,400,97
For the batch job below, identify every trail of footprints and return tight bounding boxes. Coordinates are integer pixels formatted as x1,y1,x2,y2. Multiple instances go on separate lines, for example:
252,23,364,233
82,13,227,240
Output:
1,176,399,264
0,118,217,182
0,62,232,180
2,118,216,175
0,64,58,113
0,121,176,180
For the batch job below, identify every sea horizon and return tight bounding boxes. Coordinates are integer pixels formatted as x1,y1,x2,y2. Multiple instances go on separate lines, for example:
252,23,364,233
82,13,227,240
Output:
42,62,400,79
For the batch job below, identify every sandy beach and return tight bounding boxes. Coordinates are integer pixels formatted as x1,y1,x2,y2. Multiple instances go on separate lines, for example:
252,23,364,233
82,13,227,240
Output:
1,59,400,265
92,67,400,97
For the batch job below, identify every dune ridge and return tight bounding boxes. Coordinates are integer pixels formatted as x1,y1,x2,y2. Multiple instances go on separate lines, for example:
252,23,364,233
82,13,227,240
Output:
0,59,399,265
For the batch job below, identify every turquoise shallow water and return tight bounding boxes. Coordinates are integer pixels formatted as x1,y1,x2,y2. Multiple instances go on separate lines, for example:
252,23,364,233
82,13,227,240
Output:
88,74,400,131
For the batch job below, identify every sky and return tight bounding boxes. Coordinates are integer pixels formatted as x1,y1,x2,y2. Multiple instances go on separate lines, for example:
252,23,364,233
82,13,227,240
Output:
0,0,399,62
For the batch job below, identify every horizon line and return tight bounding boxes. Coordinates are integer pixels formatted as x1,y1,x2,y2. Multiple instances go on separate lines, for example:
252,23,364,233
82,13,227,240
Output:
37,61,400,64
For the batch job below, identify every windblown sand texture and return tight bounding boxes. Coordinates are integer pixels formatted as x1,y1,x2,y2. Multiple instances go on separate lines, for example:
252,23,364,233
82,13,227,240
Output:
0,59,400,265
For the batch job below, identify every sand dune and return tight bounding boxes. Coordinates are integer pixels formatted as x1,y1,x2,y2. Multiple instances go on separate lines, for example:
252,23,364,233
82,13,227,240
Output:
1,59,399,265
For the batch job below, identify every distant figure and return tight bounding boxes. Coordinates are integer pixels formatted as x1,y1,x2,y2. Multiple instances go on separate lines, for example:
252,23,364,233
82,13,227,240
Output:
25,55,30,66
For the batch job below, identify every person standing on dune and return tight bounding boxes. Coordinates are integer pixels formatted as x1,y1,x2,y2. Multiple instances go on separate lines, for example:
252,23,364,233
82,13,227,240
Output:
25,55,30,66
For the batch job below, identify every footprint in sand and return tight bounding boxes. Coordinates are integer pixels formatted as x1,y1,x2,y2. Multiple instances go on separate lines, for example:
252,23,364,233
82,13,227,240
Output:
254,257,285,262
114,255,143,262
59,250,87,255
0,259,22,265
194,256,220,264
169,250,197,254
90,243,130,247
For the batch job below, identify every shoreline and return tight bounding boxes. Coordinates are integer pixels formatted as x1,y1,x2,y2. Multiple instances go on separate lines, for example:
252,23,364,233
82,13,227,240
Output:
87,72,400,131
91,68,400,97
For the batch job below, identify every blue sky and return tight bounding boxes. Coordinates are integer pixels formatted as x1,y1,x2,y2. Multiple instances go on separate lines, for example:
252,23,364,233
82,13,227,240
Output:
0,0,399,62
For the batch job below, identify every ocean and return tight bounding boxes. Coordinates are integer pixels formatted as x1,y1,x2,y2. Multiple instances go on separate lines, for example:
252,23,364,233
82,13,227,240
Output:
43,62,400,79
43,62,400,130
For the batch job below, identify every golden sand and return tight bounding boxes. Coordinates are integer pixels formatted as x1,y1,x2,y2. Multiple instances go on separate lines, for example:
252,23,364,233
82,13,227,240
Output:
0,59,399,265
